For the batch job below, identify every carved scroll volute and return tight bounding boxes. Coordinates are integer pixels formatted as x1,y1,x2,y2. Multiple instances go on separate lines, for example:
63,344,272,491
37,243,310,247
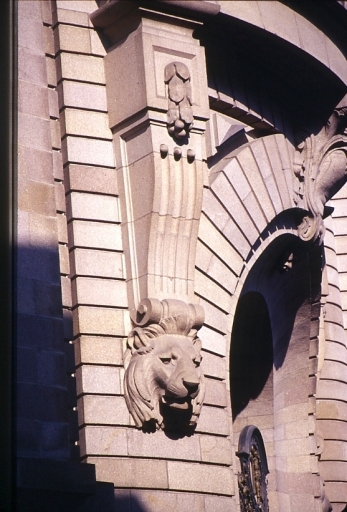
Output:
294,98,347,244
124,298,205,433
165,62,194,139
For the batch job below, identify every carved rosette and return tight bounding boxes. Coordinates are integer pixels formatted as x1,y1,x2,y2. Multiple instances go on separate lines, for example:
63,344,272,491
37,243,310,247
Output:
294,100,347,244
124,298,205,432
165,62,194,139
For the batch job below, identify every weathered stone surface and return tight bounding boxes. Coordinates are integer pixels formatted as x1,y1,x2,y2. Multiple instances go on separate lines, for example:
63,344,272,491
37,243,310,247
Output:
200,435,232,465
78,395,130,426
58,81,107,112
67,192,119,222
168,461,234,495
58,53,105,84
73,306,125,336
88,457,169,488
72,277,127,308
75,336,124,366
127,428,201,461
68,221,122,251
76,365,121,396
70,248,123,279
62,137,115,167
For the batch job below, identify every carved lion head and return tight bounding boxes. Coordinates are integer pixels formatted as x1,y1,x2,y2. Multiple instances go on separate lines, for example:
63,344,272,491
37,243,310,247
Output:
124,316,205,432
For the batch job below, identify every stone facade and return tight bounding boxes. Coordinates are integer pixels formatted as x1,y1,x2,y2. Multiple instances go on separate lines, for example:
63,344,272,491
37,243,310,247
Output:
12,1,347,511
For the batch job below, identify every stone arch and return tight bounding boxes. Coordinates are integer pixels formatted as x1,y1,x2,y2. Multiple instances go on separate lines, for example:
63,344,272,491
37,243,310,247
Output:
200,133,327,510
229,232,323,510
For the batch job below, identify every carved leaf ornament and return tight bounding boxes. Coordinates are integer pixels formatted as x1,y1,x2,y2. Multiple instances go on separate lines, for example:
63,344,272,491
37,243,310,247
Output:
165,61,194,139
294,102,347,244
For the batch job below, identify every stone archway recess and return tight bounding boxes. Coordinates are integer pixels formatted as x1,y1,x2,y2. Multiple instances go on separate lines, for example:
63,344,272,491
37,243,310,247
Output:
198,132,345,511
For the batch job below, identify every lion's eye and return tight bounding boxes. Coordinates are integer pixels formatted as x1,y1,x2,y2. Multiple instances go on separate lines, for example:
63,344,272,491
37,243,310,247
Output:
194,358,201,367
160,357,171,365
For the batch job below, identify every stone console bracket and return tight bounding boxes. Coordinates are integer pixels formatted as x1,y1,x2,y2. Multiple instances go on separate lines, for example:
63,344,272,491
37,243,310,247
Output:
90,1,216,432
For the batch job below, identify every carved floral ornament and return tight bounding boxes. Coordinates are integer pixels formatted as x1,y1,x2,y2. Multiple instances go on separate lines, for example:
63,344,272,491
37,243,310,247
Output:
123,299,205,433
294,98,347,244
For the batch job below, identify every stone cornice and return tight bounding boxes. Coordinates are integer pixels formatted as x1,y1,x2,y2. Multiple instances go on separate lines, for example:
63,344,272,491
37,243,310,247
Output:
91,0,220,31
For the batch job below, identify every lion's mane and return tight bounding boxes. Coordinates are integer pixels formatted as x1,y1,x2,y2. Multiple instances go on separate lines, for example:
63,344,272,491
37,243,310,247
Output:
124,315,205,432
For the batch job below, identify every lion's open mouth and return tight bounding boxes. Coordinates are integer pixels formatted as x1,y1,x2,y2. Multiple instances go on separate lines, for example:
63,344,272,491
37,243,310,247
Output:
161,396,191,410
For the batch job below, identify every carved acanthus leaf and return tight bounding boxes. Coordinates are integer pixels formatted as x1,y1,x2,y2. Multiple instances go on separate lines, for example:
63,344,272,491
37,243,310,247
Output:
294,98,347,244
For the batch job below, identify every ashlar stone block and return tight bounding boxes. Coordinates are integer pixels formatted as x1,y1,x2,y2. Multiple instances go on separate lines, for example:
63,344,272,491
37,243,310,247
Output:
67,192,119,223
18,81,49,119
55,24,91,54
68,221,122,251
197,405,230,436
61,109,112,140
81,426,128,457
58,81,108,112
18,47,47,87
58,53,105,84
72,277,127,308
65,164,118,195
198,213,243,276
88,457,169,489
168,461,234,495
75,336,124,366
62,137,114,167
71,248,124,280
78,395,130,426
127,428,201,461
195,269,231,313
76,365,121,396
200,435,233,465
56,1,97,14
132,490,206,512
73,306,125,337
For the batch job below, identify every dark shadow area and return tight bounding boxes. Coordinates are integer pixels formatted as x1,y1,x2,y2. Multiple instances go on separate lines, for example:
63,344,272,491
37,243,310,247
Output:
198,11,347,145
77,483,149,512
230,292,273,420
230,232,322,420
17,482,149,512
14,244,151,511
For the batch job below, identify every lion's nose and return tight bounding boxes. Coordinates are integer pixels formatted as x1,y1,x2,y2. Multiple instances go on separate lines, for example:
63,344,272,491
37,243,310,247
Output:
183,376,199,393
